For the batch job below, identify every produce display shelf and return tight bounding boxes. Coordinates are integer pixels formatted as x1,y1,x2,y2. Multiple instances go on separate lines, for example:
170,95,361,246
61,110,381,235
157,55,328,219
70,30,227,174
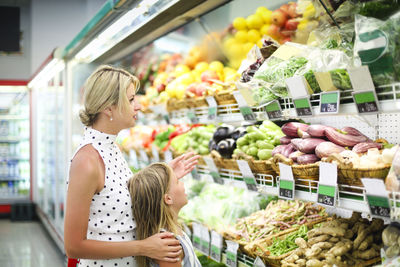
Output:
0,157,29,161
0,177,24,181
0,196,29,204
195,246,255,267
0,115,27,120
0,137,28,142
165,82,400,124
195,164,400,221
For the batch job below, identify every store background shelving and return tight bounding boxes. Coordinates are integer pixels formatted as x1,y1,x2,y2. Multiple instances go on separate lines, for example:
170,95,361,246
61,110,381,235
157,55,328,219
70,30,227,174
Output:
26,0,400,265
0,86,30,205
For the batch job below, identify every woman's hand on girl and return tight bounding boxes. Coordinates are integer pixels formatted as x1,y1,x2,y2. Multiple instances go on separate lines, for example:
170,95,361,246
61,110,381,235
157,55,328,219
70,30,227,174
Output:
141,232,182,262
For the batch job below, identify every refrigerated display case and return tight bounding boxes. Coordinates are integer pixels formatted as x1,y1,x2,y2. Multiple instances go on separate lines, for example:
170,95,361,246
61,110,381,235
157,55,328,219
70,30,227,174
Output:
0,85,30,207
30,50,66,251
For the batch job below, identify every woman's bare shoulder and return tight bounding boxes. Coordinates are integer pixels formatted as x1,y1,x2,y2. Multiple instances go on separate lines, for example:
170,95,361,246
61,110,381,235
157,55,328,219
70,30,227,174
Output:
70,144,103,178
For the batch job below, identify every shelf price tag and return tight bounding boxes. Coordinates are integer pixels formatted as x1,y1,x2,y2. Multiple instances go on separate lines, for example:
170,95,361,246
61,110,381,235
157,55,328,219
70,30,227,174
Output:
182,223,192,239
225,240,239,267
206,96,218,121
191,167,200,181
265,100,282,120
233,91,256,121
210,230,223,262
187,109,199,123
200,225,210,256
163,149,173,163
139,150,149,165
362,178,391,218
192,222,202,250
294,97,313,117
320,91,340,114
129,150,139,169
352,90,379,114
278,163,294,200
203,156,224,184
151,145,160,162
253,257,266,267
237,160,258,191
317,162,338,207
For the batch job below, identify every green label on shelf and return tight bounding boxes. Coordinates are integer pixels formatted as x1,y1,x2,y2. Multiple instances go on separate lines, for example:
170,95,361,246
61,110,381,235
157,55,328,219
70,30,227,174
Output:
201,239,210,255
239,106,256,121
211,245,221,262
367,195,390,218
320,91,339,114
265,100,282,120
243,177,257,191
279,179,294,199
226,251,237,267
208,106,217,120
188,110,199,123
294,97,312,116
317,184,336,206
210,171,223,185
353,91,379,113
193,236,201,249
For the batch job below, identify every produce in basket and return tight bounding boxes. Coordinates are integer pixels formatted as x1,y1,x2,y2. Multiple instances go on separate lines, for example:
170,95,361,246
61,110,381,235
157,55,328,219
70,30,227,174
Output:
280,213,384,267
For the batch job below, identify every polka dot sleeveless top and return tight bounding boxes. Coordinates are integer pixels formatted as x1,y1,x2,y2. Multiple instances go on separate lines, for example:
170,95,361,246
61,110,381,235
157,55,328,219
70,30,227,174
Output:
68,127,137,267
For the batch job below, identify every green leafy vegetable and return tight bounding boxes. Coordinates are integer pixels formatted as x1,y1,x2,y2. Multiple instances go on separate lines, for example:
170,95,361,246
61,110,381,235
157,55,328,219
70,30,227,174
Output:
304,70,321,93
329,69,352,90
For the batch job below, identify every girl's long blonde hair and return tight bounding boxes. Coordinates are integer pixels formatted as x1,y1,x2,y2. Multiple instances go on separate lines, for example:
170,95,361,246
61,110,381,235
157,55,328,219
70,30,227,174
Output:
79,65,140,126
128,163,180,267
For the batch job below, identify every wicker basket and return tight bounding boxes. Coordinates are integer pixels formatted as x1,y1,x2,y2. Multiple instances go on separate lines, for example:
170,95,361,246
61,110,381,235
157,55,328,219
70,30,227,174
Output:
211,150,239,171
271,154,320,187
194,97,208,107
215,91,237,105
324,153,391,192
175,99,188,110
198,155,206,166
166,98,177,112
232,152,275,176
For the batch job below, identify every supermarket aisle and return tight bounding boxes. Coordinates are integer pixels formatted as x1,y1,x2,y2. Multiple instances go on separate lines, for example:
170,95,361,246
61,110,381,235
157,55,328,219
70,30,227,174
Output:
0,219,66,267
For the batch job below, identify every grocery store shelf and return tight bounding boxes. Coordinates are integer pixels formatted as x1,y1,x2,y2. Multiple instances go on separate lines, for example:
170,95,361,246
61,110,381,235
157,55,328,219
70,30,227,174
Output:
0,137,29,142
0,177,26,181
194,165,395,220
0,195,29,204
195,248,255,267
0,156,29,161
0,115,28,120
160,83,400,124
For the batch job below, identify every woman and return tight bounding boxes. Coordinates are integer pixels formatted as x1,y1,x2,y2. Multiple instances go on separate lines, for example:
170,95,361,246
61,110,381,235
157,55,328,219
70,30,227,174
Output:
129,162,202,267
64,65,199,266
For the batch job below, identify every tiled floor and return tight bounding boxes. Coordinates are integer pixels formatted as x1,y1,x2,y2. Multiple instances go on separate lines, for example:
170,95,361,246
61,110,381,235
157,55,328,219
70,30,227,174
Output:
0,219,66,267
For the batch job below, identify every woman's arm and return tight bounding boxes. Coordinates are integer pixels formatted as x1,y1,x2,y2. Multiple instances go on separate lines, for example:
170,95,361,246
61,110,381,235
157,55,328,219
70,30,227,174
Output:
64,145,182,261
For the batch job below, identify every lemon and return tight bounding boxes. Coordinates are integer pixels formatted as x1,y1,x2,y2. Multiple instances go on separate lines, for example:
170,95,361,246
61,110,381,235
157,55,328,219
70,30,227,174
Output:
209,61,224,73
175,84,187,100
247,29,261,43
256,6,269,16
257,39,264,48
261,10,272,24
177,72,195,86
260,24,269,36
233,17,247,31
234,30,248,43
174,64,190,77
194,61,209,73
227,43,243,59
243,42,254,54
246,14,263,29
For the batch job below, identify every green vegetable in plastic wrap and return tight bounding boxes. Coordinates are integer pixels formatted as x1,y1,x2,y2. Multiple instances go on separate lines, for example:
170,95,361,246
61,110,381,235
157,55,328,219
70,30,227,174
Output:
359,0,400,20
329,68,352,90
304,70,321,93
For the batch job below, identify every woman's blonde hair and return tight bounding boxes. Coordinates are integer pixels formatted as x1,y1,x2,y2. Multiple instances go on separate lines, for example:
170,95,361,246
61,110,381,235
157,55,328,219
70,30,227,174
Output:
79,65,140,126
128,163,180,267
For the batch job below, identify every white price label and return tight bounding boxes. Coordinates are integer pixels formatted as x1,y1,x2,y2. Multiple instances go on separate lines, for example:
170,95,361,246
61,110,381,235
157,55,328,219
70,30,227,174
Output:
253,257,266,267
152,145,160,162
200,225,210,256
210,230,223,262
237,160,257,191
191,222,202,250
278,163,295,200
225,240,239,267
348,66,375,92
164,149,173,163
285,76,311,98
139,150,149,164
206,96,218,121
279,163,294,181
129,150,139,169
203,156,218,173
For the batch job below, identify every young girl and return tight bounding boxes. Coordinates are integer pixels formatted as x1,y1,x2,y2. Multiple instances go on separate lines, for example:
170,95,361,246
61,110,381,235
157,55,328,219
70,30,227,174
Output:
64,65,199,266
129,162,202,267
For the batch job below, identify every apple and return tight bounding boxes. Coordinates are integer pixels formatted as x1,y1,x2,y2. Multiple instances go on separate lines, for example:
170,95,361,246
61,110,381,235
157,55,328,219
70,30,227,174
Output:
287,3,298,18
279,4,290,15
267,24,280,38
200,70,219,84
186,83,198,94
271,10,288,27
285,19,299,31
195,83,208,97
157,83,166,93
